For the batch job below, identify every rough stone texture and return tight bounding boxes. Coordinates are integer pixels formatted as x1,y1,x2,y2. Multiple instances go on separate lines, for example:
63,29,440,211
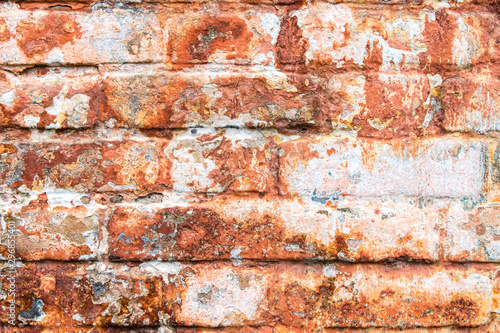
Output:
1,0,500,331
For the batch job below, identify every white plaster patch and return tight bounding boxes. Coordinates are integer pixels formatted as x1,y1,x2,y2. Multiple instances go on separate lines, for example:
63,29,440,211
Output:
453,16,480,69
23,115,40,128
140,261,184,284
45,87,90,128
0,90,16,107
46,47,64,64
46,189,86,208
259,13,281,45
179,267,267,326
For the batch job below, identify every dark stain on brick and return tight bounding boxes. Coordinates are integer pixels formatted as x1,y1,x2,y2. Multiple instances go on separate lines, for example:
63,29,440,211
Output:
18,298,45,322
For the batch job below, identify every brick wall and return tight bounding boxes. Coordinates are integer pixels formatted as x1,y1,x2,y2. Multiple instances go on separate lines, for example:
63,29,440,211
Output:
1,0,500,331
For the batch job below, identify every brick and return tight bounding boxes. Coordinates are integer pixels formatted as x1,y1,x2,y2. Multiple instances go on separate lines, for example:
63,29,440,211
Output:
442,74,500,133
286,4,499,71
0,262,162,327
0,262,496,329
0,262,83,326
444,205,500,262
102,67,321,129
103,69,448,135
175,315,500,332
71,268,162,327
167,9,279,66
0,326,172,333
279,138,487,198
327,72,444,138
162,262,495,328
0,140,171,192
0,67,102,129
167,129,277,194
0,326,173,332
0,6,164,65
107,197,442,261
0,192,101,261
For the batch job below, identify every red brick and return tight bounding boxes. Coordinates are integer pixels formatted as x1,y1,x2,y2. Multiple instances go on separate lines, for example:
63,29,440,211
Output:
167,129,277,193
0,140,171,193
0,262,162,327
0,192,101,261
7,323,500,333
107,197,441,261
162,262,496,328
71,268,162,327
0,67,101,129
442,74,500,133
279,137,487,198
0,262,497,329
102,67,321,129
167,9,279,66
175,315,500,332
0,262,84,326
0,7,164,65
287,4,499,71
327,72,444,138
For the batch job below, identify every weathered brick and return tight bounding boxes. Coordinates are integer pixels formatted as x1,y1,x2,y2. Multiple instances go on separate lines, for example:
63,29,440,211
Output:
162,262,495,328
0,326,173,332
442,74,500,133
0,262,162,327
1,0,499,329
0,67,102,129
107,197,442,261
327,72,444,138
0,262,83,326
0,6,164,65
0,192,101,261
102,67,321,129
167,8,279,66
286,4,499,71
0,140,171,192
279,137,487,198
0,262,497,329
175,314,500,332
71,268,162,327
444,205,500,262
103,69,449,136
167,129,277,194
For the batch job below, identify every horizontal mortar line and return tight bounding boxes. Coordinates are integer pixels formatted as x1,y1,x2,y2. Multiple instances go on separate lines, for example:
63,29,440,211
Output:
3,62,500,76
165,62,500,74
1,193,496,203
105,258,439,265
0,61,166,69
1,130,499,142
98,66,495,75
2,258,500,268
